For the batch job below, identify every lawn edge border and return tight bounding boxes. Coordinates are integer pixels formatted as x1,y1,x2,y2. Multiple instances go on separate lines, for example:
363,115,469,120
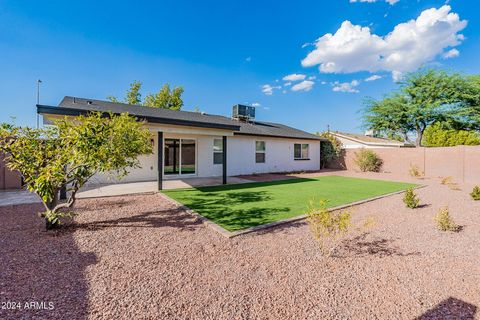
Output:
160,184,425,239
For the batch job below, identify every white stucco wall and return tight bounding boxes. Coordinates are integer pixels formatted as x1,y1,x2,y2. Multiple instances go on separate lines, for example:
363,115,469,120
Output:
89,132,321,184
226,136,320,176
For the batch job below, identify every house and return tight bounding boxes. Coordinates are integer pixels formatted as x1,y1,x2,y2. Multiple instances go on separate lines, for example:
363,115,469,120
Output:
37,97,325,189
330,131,406,149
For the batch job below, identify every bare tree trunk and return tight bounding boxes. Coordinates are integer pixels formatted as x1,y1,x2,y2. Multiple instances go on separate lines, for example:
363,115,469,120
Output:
415,127,424,147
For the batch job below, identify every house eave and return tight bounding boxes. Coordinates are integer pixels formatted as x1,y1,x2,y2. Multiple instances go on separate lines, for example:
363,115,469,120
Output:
37,105,241,131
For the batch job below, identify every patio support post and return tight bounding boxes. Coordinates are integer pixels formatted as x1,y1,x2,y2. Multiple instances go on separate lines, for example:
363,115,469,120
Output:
158,131,163,190
222,136,227,185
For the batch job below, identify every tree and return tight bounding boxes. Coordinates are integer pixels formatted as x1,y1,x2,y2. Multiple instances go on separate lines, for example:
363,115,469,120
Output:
422,122,480,147
363,69,478,146
317,132,343,168
0,112,152,229
144,84,184,110
107,81,184,110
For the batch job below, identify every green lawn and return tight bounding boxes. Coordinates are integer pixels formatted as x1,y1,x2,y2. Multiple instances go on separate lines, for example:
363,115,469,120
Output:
163,176,416,232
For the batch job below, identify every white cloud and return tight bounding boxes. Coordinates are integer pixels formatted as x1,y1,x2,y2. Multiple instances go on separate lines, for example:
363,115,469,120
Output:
365,74,382,81
302,6,467,79
442,48,459,59
251,102,261,107
332,80,360,93
262,84,281,95
308,75,317,80
291,80,314,92
282,73,306,81
284,82,292,86
321,81,327,85
350,0,399,4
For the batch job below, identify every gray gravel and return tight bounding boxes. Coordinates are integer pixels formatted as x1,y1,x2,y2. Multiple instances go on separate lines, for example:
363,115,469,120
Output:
1,172,480,319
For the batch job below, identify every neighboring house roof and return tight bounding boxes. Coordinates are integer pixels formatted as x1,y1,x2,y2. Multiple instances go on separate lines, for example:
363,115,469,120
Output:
331,131,405,147
37,96,324,141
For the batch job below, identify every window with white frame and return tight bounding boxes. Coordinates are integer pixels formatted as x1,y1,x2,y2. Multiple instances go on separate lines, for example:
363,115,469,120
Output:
255,141,266,163
213,138,223,164
294,143,309,160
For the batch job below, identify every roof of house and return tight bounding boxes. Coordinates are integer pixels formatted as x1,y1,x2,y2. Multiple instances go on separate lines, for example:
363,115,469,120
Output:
331,131,405,146
37,96,324,141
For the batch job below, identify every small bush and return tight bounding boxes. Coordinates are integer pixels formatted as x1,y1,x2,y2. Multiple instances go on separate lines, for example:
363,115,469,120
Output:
354,149,383,172
403,188,420,209
306,199,351,256
409,164,423,178
435,207,460,232
441,176,452,185
470,186,480,200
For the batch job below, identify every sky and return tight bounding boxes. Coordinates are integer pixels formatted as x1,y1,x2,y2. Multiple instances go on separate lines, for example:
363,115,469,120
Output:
1,0,479,133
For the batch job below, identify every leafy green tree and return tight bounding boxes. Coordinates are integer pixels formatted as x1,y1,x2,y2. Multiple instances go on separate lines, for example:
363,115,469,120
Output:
422,122,480,146
0,112,152,229
317,132,343,168
144,84,184,110
108,81,184,110
363,69,478,146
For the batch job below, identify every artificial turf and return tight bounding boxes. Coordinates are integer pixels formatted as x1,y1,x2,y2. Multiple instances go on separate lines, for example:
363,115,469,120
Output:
163,175,416,232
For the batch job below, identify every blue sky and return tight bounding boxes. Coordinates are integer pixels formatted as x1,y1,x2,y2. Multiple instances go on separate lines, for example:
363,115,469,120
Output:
1,0,479,133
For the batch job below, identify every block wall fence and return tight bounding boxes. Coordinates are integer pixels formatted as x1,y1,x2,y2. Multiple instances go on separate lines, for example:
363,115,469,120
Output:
327,146,480,183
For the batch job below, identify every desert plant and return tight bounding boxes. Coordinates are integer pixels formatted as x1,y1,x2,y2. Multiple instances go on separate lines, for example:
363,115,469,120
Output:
354,149,383,172
306,199,351,256
441,176,453,185
435,207,460,232
403,188,420,209
470,186,480,200
409,164,423,178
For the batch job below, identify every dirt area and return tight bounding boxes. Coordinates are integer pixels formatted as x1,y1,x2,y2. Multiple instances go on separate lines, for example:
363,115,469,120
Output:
1,171,479,319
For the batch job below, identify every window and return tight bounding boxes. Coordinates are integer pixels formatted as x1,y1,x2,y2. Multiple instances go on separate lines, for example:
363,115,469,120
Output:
213,138,223,164
255,141,266,163
294,143,309,160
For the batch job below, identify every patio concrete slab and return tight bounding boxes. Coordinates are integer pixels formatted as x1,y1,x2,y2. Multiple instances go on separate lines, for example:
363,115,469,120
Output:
77,176,253,199
0,190,41,207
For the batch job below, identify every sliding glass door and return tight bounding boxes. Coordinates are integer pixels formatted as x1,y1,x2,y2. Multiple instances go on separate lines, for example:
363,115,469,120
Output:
164,138,196,175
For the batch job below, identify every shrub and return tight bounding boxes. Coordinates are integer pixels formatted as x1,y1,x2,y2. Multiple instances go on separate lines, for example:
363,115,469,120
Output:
318,132,343,169
306,199,351,256
441,176,452,185
470,186,480,200
435,207,460,232
409,164,423,178
354,149,383,172
403,188,420,209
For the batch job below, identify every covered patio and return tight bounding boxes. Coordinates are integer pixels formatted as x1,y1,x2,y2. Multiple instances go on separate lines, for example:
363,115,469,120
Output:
77,176,253,199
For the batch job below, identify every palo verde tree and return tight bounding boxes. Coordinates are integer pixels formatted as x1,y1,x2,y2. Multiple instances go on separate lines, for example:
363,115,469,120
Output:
108,81,184,110
0,112,152,229
363,69,480,146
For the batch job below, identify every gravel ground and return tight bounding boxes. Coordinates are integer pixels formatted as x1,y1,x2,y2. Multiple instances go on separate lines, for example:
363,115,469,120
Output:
1,172,480,319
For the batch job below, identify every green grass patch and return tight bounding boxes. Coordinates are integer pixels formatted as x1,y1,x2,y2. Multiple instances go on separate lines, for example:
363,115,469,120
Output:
163,175,416,232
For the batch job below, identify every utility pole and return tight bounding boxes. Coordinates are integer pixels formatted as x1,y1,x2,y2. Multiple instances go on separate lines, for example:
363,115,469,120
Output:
36,79,42,128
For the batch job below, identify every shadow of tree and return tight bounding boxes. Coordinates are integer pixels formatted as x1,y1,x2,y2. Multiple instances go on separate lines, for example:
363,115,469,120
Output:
0,203,96,320
416,297,477,320
335,233,421,258
168,189,292,231
65,207,202,231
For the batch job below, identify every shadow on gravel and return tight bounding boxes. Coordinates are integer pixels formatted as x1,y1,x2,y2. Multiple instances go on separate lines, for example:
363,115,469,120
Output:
0,203,96,320
66,207,202,231
336,233,421,258
416,297,477,320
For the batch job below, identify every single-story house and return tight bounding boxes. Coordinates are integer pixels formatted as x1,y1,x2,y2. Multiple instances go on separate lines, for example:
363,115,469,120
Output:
330,131,406,149
37,97,325,189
